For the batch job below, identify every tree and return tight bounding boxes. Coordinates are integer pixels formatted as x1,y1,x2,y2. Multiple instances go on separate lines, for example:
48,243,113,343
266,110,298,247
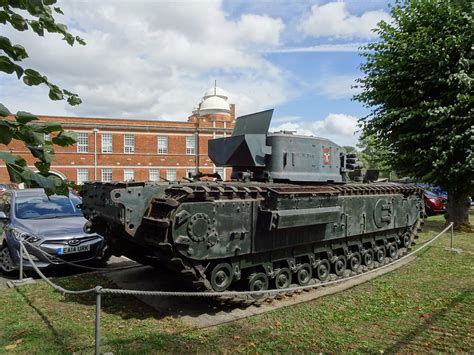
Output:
0,0,85,194
356,133,392,172
355,0,473,231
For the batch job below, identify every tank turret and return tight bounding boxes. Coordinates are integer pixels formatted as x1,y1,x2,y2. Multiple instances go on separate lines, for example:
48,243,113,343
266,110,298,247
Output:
209,109,351,183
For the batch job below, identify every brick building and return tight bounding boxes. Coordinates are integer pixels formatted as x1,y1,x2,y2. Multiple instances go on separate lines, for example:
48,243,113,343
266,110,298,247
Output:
0,86,235,184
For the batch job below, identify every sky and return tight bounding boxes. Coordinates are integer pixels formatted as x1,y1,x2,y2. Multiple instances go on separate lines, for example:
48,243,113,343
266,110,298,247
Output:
0,0,394,147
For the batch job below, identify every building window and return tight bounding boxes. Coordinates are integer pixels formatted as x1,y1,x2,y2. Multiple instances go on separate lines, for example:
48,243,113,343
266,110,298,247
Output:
102,133,113,153
157,136,168,154
149,168,160,181
77,132,88,153
102,168,112,182
186,168,196,179
166,168,176,181
77,168,89,185
124,134,135,153
215,168,225,181
186,136,196,155
124,169,134,182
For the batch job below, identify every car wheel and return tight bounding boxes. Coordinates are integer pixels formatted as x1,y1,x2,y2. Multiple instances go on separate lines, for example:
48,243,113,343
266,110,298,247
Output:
0,243,16,275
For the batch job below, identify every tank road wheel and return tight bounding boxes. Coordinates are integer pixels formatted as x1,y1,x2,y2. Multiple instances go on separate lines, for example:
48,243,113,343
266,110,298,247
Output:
296,263,312,286
315,259,330,281
375,246,386,263
248,272,269,298
388,243,398,259
349,252,361,272
363,249,374,267
210,263,234,292
333,256,347,277
402,233,411,248
273,268,292,289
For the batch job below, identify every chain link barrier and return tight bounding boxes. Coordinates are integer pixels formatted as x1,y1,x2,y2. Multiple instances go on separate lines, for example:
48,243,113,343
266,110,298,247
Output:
18,222,454,297
16,222,454,355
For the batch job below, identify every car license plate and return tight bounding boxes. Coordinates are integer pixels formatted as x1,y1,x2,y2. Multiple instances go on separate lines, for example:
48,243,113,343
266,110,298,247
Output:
57,244,90,255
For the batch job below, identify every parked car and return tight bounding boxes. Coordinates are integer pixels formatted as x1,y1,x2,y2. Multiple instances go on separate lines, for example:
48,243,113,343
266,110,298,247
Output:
423,189,447,216
0,183,15,193
0,189,108,274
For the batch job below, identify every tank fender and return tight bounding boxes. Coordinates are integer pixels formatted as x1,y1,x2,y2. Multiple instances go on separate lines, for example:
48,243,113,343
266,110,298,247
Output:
259,206,341,230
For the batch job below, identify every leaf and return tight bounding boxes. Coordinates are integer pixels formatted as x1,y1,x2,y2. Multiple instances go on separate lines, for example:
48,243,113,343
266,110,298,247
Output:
54,7,63,15
75,36,86,46
42,121,63,133
5,163,24,184
9,13,28,31
0,11,9,25
20,169,56,190
0,103,11,117
4,344,17,350
29,20,44,36
24,0,47,16
23,68,46,86
16,111,38,124
48,86,63,101
34,161,51,174
67,95,82,106
0,126,12,145
56,23,68,33
0,55,24,78
0,151,27,167
52,130,76,146
63,33,75,46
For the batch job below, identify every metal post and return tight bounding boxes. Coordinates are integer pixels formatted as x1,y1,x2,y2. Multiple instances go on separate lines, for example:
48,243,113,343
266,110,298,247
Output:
8,242,35,288
95,286,102,355
19,241,23,282
93,128,99,181
450,222,454,249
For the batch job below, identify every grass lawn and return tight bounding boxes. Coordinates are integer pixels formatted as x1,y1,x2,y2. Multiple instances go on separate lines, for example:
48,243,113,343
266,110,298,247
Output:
0,213,473,354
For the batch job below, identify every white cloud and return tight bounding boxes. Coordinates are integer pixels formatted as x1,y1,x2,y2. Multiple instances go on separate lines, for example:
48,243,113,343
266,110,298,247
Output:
265,42,366,53
315,74,361,99
272,115,303,124
271,121,314,136
299,2,391,39
0,0,287,119
271,113,360,146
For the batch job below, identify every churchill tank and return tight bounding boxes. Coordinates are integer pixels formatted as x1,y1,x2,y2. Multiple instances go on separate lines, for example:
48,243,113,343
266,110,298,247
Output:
81,109,424,303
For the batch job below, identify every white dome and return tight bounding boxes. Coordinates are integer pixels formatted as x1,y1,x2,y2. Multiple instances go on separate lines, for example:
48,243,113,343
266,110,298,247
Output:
203,86,228,100
199,96,230,115
196,85,231,116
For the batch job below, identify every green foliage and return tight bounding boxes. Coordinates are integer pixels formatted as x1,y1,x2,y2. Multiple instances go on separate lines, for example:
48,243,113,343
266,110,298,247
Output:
0,0,85,194
0,1,85,105
342,146,356,154
355,0,473,196
0,103,77,194
356,133,393,172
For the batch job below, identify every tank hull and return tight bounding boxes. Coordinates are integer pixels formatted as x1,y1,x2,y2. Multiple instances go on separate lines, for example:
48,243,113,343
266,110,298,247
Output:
82,181,424,299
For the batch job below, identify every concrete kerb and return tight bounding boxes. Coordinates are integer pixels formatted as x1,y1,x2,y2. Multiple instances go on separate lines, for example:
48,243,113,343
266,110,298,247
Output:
18,223,454,355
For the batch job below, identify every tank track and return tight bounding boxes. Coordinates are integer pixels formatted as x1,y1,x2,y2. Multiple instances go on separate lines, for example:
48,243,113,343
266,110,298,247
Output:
140,183,422,307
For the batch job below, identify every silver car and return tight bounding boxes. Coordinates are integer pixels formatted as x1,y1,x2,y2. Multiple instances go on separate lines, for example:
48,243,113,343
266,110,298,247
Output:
0,189,107,274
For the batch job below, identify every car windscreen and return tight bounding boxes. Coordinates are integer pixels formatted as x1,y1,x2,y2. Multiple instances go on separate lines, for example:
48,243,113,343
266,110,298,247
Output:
15,194,82,219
